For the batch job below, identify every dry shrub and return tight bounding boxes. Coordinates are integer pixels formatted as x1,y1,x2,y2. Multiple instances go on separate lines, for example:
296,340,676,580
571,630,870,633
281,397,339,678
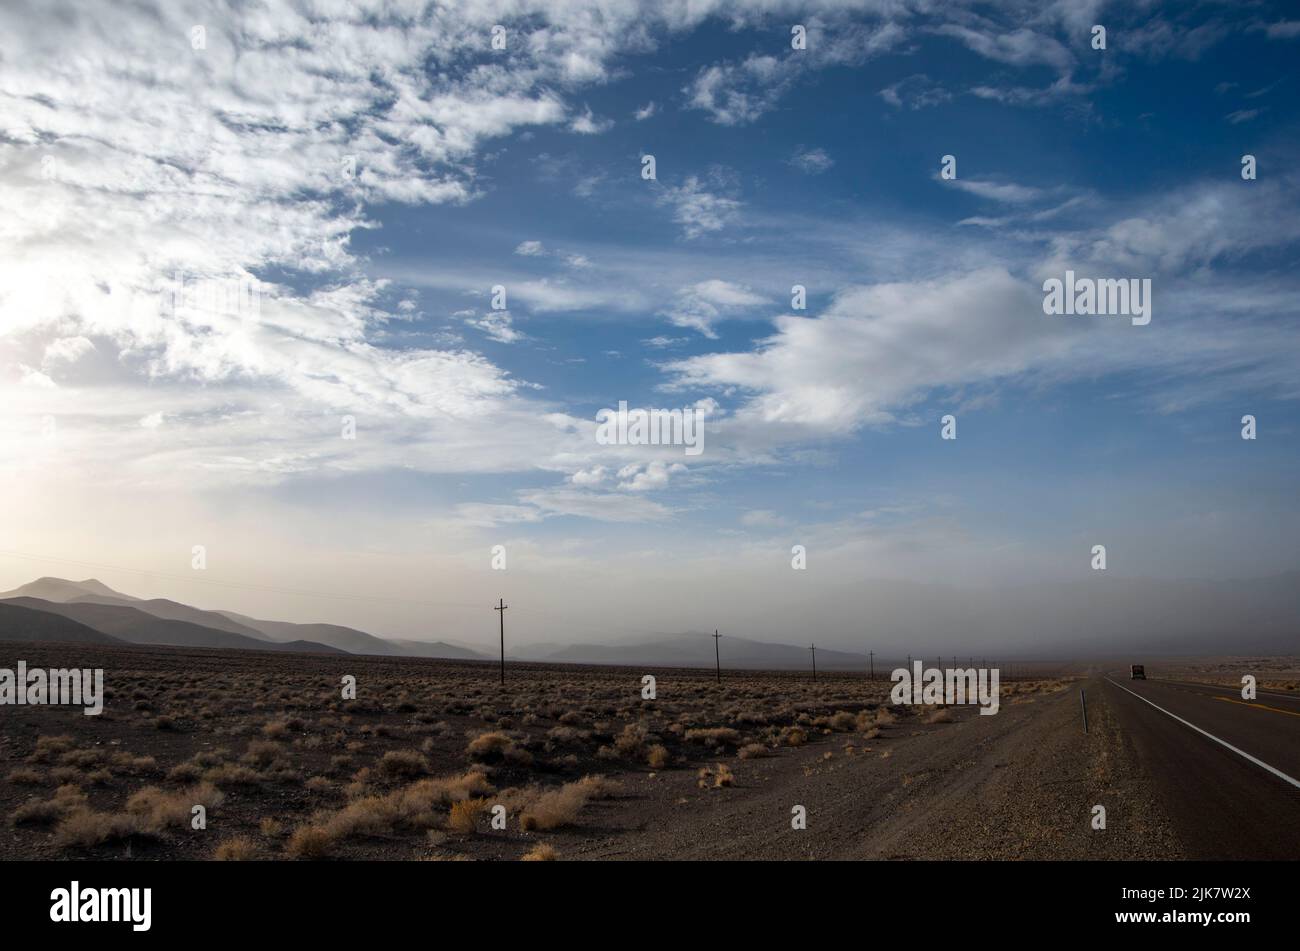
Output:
447,797,487,834
823,711,857,732
7,768,43,786
241,740,283,768
377,750,427,780
697,763,734,789
296,769,495,851
285,825,333,859
519,778,600,831
204,764,264,787
684,727,742,747
576,775,620,800
737,743,767,760
166,762,203,784
646,744,670,769
467,731,512,757
613,724,647,758
467,731,533,765
30,735,74,764
52,809,137,849
521,843,558,862
127,782,224,835
923,707,954,724
12,784,86,825
214,836,257,861
780,726,808,747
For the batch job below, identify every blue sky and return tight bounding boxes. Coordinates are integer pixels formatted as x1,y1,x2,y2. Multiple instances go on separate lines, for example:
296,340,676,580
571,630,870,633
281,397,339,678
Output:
2,1,1299,649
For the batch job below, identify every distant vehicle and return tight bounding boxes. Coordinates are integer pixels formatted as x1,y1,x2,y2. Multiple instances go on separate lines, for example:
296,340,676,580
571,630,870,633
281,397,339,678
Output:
1130,664,1146,680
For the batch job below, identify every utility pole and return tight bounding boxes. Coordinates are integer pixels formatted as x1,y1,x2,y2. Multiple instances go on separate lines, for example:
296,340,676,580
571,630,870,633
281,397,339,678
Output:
809,644,817,682
713,629,722,684
494,598,508,685
868,650,875,681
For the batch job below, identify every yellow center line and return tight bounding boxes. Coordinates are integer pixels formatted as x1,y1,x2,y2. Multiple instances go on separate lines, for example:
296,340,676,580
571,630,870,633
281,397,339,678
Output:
1213,696,1300,718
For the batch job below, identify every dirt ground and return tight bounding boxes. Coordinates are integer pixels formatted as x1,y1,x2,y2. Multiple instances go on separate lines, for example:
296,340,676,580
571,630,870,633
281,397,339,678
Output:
0,642,1201,860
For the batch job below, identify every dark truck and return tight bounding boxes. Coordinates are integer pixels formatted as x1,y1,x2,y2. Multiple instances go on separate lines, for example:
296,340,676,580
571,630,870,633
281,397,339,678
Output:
1130,664,1146,680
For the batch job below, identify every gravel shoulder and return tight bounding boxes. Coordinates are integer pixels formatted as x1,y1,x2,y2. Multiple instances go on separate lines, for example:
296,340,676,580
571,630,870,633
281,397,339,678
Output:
568,679,1185,860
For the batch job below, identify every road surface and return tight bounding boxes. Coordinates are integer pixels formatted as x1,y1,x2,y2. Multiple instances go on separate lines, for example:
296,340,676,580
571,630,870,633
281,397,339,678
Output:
1102,675,1300,860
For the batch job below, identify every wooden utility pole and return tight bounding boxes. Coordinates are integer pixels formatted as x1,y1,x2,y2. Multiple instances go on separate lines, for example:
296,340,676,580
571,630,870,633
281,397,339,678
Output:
868,650,875,681
494,598,508,685
713,629,722,684
809,644,817,682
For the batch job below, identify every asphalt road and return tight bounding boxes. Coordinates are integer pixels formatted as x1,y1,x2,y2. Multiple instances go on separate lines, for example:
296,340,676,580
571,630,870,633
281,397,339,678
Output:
1101,675,1300,859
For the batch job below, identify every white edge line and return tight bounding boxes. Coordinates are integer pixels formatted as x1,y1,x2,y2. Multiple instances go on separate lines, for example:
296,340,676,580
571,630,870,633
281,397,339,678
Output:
1105,678,1300,790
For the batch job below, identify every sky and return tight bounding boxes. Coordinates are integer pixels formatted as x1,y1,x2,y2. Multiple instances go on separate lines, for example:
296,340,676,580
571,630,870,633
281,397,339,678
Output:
1,0,1298,654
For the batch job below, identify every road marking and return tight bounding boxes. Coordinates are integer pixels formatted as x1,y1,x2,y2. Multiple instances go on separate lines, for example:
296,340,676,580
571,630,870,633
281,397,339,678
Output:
1156,679,1300,703
1213,696,1300,719
1105,678,1300,790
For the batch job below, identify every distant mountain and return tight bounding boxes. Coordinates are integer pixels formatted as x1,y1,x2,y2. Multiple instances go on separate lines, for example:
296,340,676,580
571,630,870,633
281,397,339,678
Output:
71,595,272,640
0,577,472,658
385,638,490,660
0,598,343,654
536,632,868,670
219,611,400,655
0,577,138,604
0,602,126,645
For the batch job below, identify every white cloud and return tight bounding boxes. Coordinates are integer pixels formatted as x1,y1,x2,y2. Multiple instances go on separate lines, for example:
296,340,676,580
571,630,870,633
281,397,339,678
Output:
789,146,834,174
1265,21,1300,39
517,487,673,522
879,74,951,110
661,279,768,337
617,460,686,491
570,466,608,486
465,311,523,344
685,20,906,126
658,177,742,239
943,178,1045,203
740,509,789,528
685,54,795,126
569,106,613,134
641,336,687,349
665,268,1067,432
1225,108,1263,124
633,101,658,120
934,25,1074,73
515,240,546,256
